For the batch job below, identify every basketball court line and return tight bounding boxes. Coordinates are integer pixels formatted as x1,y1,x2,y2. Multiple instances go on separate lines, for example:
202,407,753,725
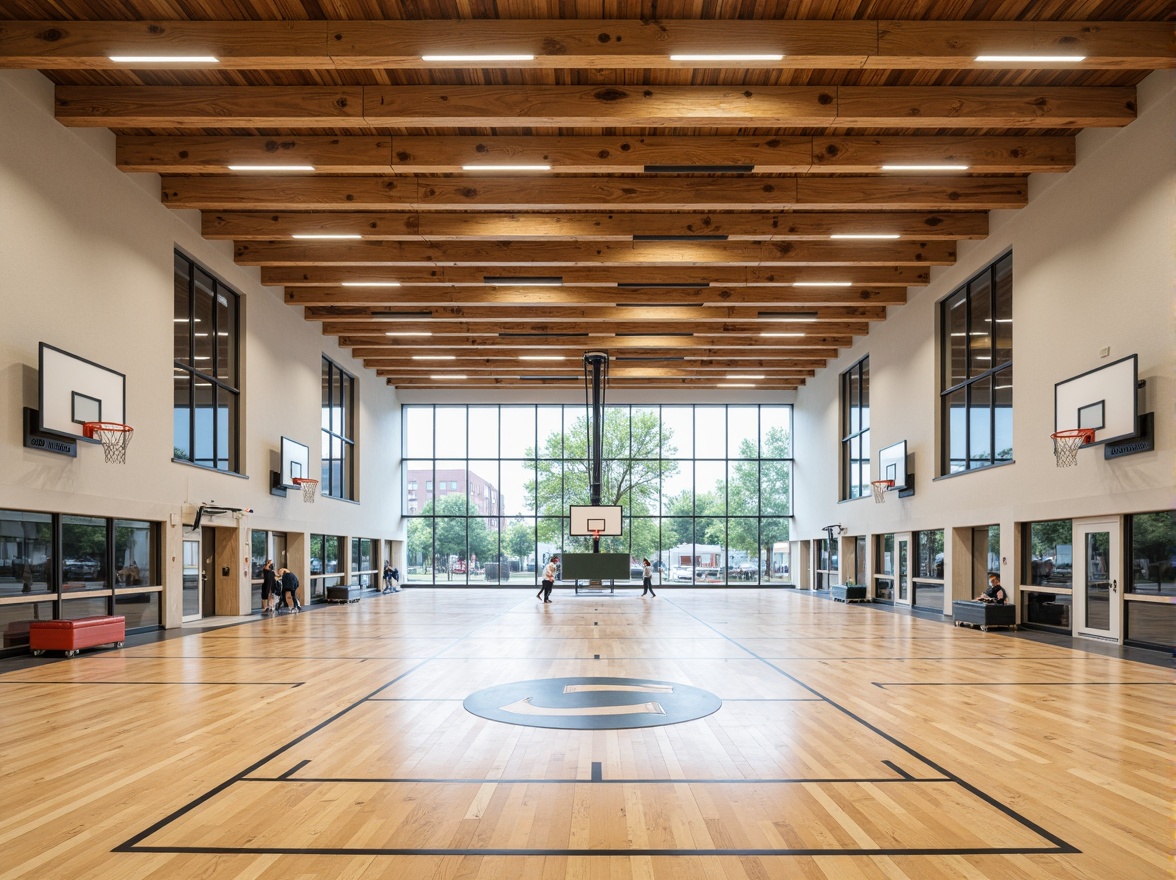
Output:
114,591,1079,859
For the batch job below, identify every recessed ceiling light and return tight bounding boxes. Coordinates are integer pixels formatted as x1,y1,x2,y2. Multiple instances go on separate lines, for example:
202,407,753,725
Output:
109,55,219,63
728,374,766,380
670,54,783,62
881,164,969,172
173,317,199,323
412,355,456,360
716,383,757,388
193,356,211,360
975,55,1086,63
830,233,901,240
430,374,467,380
292,233,362,240
519,356,567,361
343,281,401,287
422,54,534,62
386,331,432,337
227,165,316,172
461,164,551,171
760,332,806,337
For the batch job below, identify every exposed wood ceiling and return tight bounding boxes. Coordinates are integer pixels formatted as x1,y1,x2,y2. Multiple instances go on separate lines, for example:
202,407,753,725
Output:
2,2,1171,391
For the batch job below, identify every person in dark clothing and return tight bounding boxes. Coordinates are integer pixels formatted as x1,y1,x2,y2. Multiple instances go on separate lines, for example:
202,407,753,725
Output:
538,555,558,603
978,573,1007,604
383,561,400,593
277,567,302,612
640,559,656,597
261,559,278,613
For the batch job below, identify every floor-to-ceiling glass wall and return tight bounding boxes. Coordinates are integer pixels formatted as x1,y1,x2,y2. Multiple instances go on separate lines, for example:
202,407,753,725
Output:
403,404,792,586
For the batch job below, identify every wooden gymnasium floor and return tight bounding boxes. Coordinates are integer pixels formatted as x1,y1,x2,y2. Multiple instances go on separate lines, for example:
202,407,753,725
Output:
0,588,1170,880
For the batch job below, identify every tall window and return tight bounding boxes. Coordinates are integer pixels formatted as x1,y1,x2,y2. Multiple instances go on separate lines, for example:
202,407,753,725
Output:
941,253,1013,474
173,251,240,472
402,404,792,587
841,355,870,499
321,356,355,500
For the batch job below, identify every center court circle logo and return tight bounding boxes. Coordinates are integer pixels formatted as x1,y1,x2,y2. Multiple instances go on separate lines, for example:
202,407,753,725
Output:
463,676,722,730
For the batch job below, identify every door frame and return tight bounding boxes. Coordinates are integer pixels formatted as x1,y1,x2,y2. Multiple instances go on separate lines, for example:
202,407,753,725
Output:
895,534,912,606
1073,516,1122,642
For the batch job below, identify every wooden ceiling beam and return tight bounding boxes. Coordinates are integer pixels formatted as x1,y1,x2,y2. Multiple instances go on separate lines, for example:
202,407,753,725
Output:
383,376,804,389
56,85,1136,128
376,365,815,377
120,134,1073,175
284,286,906,307
306,305,887,322
265,264,928,287
319,320,869,336
5,20,1170,69
351,344,837,358
163,175,1026,212
343,336,843,351
234,239,955,268
207,210,989,242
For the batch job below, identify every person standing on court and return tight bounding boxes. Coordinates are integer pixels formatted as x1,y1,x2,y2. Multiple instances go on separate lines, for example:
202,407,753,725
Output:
640,558,656,597
261,559,278,613
277,567,302,613
538,555,559,603
382,560,394,593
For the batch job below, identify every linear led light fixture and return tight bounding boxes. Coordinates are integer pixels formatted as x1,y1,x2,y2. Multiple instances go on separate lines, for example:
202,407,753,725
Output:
462,164,551,171
830,233,900,240
430,374,467,380
793,281,851,287
615,302,704,308
881,164,969,172
342,281,401,287
227,164,316,172
669,54,783,62
615,332,694,337
520,375,580,380
422,53,535,62
385,331,432,336
484,276,563,285
760,332,806,337
292,233,362,240
644,164,754,174
728,374,766,380
759,311,819,321
499,332,589,338
412,355,456,360
615,356,685,361
633,234,729,242
519,355,567,360
975,55,1086,63
109,55,219,63
371,311,432,318
617,282,710,289
716,383,757,388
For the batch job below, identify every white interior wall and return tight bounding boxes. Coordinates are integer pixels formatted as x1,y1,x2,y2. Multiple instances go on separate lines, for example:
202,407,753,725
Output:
0,70,403,621
792,70,1175,579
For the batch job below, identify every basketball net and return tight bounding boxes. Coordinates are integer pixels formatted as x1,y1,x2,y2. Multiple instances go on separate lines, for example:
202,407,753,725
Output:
292,477,319,502
83,422,133,465
870,479,894,504
1051,429,1094,468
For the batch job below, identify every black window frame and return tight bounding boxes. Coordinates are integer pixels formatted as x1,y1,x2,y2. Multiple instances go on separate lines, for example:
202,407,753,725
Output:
940,252,1013,475
173,250,241,473
840,355,870,500
321,355,356,501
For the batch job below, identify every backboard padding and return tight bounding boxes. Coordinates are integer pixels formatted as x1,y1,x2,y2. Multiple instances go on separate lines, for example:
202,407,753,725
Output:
1055,354,1137,446
569,505,623,537
39,343,125,440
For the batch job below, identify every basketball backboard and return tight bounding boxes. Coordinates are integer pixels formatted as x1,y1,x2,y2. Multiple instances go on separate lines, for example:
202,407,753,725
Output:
39,343,125,440
877,440,909,492
1055,354,1138,446
569,505,623,537
279,436,311,487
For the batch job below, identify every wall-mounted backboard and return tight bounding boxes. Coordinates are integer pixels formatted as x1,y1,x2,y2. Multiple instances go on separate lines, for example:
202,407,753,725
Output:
39,342,125,440
279,436,311,486
1055,354,1138,446
877,440,909,491
569,505,623,537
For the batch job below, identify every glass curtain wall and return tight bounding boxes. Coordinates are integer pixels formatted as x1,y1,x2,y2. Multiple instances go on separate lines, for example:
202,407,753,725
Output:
403,404,792,586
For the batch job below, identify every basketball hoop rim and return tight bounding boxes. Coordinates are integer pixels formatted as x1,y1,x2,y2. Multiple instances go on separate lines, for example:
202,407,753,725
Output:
291,477,318,486
82,421,133,438
870,479,895,490
1050,428,1095,442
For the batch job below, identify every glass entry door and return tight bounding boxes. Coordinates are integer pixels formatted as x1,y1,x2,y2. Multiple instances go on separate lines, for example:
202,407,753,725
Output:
182,539,201,622
896,536,911,605
1073,517,1120,641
